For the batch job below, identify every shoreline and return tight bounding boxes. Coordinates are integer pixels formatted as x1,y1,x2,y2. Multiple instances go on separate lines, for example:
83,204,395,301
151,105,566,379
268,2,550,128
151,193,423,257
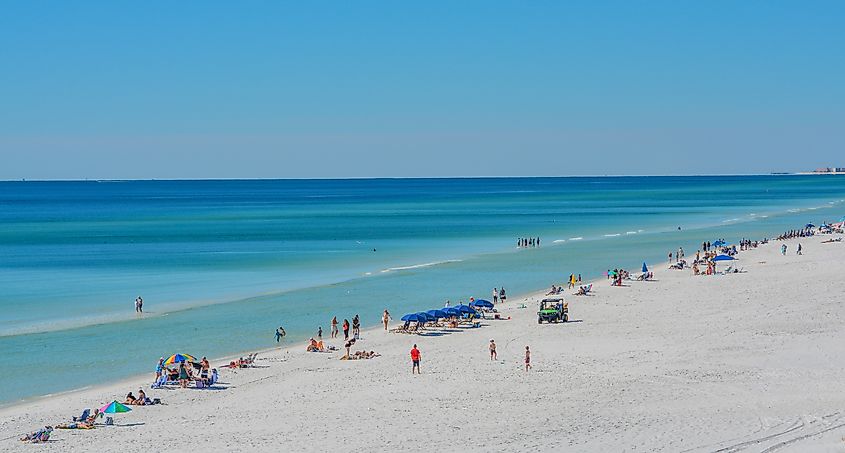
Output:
3,229,844,451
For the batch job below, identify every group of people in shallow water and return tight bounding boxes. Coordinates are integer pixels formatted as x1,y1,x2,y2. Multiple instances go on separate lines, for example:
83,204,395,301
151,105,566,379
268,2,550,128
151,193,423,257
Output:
517,237,540,248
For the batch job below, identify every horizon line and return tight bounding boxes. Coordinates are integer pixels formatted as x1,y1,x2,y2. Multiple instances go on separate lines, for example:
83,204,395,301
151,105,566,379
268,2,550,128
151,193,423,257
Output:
0,172,817,182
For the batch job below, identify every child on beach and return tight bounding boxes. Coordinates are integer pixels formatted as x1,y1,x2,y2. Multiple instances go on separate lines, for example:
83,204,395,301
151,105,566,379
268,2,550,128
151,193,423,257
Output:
524,346,531,371
489,339,497,360
410,344,421,374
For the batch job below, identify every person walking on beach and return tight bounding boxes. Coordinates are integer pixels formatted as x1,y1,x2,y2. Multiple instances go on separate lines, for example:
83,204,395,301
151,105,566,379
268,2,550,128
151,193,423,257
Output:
382,310,391,331
331,316,338,338
489,339,497,360
781,244,788,255
275,326,286,343
797,243,803,255
524,346,531,371
342,319,350,340
410,344,421,374
154,357,164,383
352,315,360,339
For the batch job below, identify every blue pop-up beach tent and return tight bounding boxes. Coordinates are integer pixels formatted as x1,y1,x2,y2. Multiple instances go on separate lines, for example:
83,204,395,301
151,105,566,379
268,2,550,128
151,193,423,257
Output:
712,254,735,262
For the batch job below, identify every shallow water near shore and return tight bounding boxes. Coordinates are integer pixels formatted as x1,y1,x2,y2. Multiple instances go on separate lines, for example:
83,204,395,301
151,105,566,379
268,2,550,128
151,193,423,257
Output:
1,175,844,404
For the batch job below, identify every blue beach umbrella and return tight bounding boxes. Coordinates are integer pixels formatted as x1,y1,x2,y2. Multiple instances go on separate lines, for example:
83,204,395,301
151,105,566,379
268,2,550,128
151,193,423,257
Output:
455,304,478,314
416,312,434,322
443,307,461,316
471,299,494,308
642,262,648,273
426,309,448,319
805,223,815,228
712,255,735,262
401,313,423,322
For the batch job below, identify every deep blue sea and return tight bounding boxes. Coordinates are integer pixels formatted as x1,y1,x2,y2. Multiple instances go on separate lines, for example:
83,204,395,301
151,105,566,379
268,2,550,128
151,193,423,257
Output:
2,176,844,404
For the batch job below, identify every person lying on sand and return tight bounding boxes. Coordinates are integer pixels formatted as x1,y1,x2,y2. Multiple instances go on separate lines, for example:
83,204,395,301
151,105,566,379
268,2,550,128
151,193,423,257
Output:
56,420,95,429
124,392,137,405
20,426,52,443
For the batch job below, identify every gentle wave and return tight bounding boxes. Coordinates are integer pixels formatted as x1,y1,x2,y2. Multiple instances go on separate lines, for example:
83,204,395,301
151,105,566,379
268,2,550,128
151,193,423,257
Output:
625,231,637,235
552,239,566,243
604,233,621,237
569,237,583,241
379,260,462,273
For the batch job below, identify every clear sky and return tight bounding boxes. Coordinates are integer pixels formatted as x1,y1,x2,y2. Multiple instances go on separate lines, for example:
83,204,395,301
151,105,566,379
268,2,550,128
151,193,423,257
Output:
1,1,843,179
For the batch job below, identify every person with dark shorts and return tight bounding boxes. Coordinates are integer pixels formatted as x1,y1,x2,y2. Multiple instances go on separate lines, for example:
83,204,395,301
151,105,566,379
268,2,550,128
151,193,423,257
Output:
410,344,421,374
524,346,531,371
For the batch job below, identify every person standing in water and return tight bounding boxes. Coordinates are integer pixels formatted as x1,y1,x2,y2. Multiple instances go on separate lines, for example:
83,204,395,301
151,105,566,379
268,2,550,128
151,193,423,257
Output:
317,326,323,341
135,296,143,313
275,326,286,343
331,316,338,338
382,310,391,331
492,288,498,305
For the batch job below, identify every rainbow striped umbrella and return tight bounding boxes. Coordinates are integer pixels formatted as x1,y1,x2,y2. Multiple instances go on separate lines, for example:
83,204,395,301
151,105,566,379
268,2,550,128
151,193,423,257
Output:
164,353,197,365
100,400,132,414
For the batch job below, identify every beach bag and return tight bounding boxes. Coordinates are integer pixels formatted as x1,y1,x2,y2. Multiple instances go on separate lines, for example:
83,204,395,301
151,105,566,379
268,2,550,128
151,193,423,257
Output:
105,416,114,426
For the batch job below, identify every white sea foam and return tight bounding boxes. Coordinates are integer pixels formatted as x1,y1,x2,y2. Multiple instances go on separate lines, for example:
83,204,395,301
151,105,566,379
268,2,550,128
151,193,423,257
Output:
380,260,462,273
625,231,637,235
569,237,583,241
552,239,566,243
604,233,621,237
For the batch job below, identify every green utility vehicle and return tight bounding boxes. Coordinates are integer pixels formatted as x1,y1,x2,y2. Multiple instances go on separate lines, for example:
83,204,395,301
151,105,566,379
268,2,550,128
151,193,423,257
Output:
537,297,569,324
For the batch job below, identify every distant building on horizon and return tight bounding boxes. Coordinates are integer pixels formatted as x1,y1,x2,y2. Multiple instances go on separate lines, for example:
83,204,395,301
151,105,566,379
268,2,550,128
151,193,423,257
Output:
811,167,845,174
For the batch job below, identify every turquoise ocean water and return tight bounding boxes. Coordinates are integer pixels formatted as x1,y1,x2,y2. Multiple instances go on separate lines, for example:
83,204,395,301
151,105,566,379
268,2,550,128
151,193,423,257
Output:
1,176,844,404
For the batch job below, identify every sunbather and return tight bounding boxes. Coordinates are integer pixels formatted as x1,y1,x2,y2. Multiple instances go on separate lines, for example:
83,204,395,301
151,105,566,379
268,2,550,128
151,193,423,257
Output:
56,420,95,429
20,426,52,443
124,392,137,405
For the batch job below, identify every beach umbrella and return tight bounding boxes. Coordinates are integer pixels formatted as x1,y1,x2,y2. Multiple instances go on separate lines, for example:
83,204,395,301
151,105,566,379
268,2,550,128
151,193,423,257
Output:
400,313,423,322
642,262,648,273
455,304,477,314
443,307,461,316
805,223,815,228
416,312,434,322
712,255,735,262
426,309,448,319
100,400,132,414
471,299,494,308
164,353,197,365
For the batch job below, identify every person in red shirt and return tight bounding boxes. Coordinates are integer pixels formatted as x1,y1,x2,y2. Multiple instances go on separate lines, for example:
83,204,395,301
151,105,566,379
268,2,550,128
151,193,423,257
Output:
410,344,421,374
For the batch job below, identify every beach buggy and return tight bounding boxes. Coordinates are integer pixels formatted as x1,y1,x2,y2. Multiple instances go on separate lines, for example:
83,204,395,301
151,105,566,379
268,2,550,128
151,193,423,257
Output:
538,297,569,324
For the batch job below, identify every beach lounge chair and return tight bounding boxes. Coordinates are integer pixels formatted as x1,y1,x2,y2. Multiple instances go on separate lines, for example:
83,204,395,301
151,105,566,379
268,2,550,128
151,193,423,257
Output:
151,374,167,389
73,409,91,422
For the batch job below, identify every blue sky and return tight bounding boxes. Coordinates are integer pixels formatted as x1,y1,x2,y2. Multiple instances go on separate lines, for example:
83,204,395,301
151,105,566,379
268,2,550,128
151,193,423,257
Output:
1,2,843,179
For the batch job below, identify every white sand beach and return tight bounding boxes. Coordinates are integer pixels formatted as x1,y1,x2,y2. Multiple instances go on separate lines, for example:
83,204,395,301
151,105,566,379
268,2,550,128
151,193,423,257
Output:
2,234,844,452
